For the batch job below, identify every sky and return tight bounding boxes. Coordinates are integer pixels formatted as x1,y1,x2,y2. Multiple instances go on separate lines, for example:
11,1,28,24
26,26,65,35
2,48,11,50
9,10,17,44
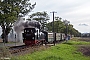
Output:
28,0,90,33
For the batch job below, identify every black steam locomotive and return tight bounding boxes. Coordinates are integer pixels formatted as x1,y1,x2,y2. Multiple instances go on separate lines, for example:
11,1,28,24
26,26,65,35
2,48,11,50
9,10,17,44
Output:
22,27,46,45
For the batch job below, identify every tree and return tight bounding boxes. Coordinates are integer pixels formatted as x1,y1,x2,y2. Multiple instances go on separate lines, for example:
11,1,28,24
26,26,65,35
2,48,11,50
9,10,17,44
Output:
0,0,36,43
28,11,50,30
46,16,81,37
46,17,65,33
54,17,65,33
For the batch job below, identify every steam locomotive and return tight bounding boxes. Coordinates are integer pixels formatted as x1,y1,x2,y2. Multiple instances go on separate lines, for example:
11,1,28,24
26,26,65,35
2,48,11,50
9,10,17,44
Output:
22,27,45,45
22,27,66,46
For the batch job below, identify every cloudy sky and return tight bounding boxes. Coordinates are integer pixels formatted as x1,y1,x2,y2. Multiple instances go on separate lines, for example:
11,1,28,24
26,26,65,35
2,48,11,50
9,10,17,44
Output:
29,0,90,33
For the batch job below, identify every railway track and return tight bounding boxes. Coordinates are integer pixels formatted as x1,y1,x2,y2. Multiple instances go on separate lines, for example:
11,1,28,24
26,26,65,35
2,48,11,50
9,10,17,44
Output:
8,41,64,55
9,44,51,55
9,45,29,54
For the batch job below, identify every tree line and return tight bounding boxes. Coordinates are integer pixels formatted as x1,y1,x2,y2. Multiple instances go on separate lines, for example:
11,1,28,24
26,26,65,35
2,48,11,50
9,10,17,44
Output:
28,12,81,37
0,0,80,43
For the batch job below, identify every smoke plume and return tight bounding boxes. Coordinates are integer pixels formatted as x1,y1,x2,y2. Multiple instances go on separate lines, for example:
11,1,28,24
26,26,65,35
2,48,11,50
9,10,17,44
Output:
14,17,42,33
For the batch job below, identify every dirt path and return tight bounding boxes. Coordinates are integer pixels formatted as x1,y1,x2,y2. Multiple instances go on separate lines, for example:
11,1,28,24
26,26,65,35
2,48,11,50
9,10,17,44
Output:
79,38,90,42
77,37,90,56
78,45,90,56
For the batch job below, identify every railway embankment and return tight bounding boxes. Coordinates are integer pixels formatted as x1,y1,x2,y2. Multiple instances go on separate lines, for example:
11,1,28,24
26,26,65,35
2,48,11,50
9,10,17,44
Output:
0,37,90,60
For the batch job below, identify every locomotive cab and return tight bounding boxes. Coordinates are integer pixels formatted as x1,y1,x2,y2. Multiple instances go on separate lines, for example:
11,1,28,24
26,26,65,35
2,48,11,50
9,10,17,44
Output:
22,28,36,45
23,28,36,40
22,28,46,46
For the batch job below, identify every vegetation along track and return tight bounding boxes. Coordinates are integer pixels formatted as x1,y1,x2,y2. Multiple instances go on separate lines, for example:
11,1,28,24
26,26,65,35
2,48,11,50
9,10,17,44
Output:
9,45,29,54
9,41,64,56
79,37,90,42
77,37,90,56
9,44,51,56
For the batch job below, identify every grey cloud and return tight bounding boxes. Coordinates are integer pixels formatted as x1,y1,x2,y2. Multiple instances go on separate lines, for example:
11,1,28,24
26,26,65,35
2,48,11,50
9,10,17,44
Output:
30,0,90,32
79,23,88,26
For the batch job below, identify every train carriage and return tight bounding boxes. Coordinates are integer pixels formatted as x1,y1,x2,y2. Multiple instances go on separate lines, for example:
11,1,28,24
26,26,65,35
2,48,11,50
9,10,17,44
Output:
48,33,54,43
47,33,65,43
56,33,62,41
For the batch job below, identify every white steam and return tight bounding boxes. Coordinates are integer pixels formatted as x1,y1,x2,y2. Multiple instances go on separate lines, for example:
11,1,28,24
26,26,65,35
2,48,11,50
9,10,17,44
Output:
12,17,42,42
14,17,42,33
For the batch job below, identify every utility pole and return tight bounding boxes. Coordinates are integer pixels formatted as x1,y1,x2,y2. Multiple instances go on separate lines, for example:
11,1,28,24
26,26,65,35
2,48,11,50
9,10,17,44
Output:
50,11,57,46
63,20,70,42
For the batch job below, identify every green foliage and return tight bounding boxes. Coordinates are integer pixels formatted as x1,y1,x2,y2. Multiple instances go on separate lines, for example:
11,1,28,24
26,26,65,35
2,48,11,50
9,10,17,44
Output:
47,20,65,33
28,11,50,30
0,0,36,42
46,16,81,37
63,40,90,45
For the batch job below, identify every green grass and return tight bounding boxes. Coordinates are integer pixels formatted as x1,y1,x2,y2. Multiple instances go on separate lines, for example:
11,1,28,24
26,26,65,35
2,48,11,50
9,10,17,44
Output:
63,40,90,45
11,38,90,60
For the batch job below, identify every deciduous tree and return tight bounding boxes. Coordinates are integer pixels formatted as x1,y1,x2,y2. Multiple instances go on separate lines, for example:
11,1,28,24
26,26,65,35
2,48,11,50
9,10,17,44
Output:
0,0,36,43
28,11,50,30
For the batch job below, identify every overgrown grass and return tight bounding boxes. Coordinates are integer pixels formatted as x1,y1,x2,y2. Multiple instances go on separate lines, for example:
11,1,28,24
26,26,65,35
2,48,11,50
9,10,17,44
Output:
11,38,90,60
63,40,90,45
0,46,11,59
